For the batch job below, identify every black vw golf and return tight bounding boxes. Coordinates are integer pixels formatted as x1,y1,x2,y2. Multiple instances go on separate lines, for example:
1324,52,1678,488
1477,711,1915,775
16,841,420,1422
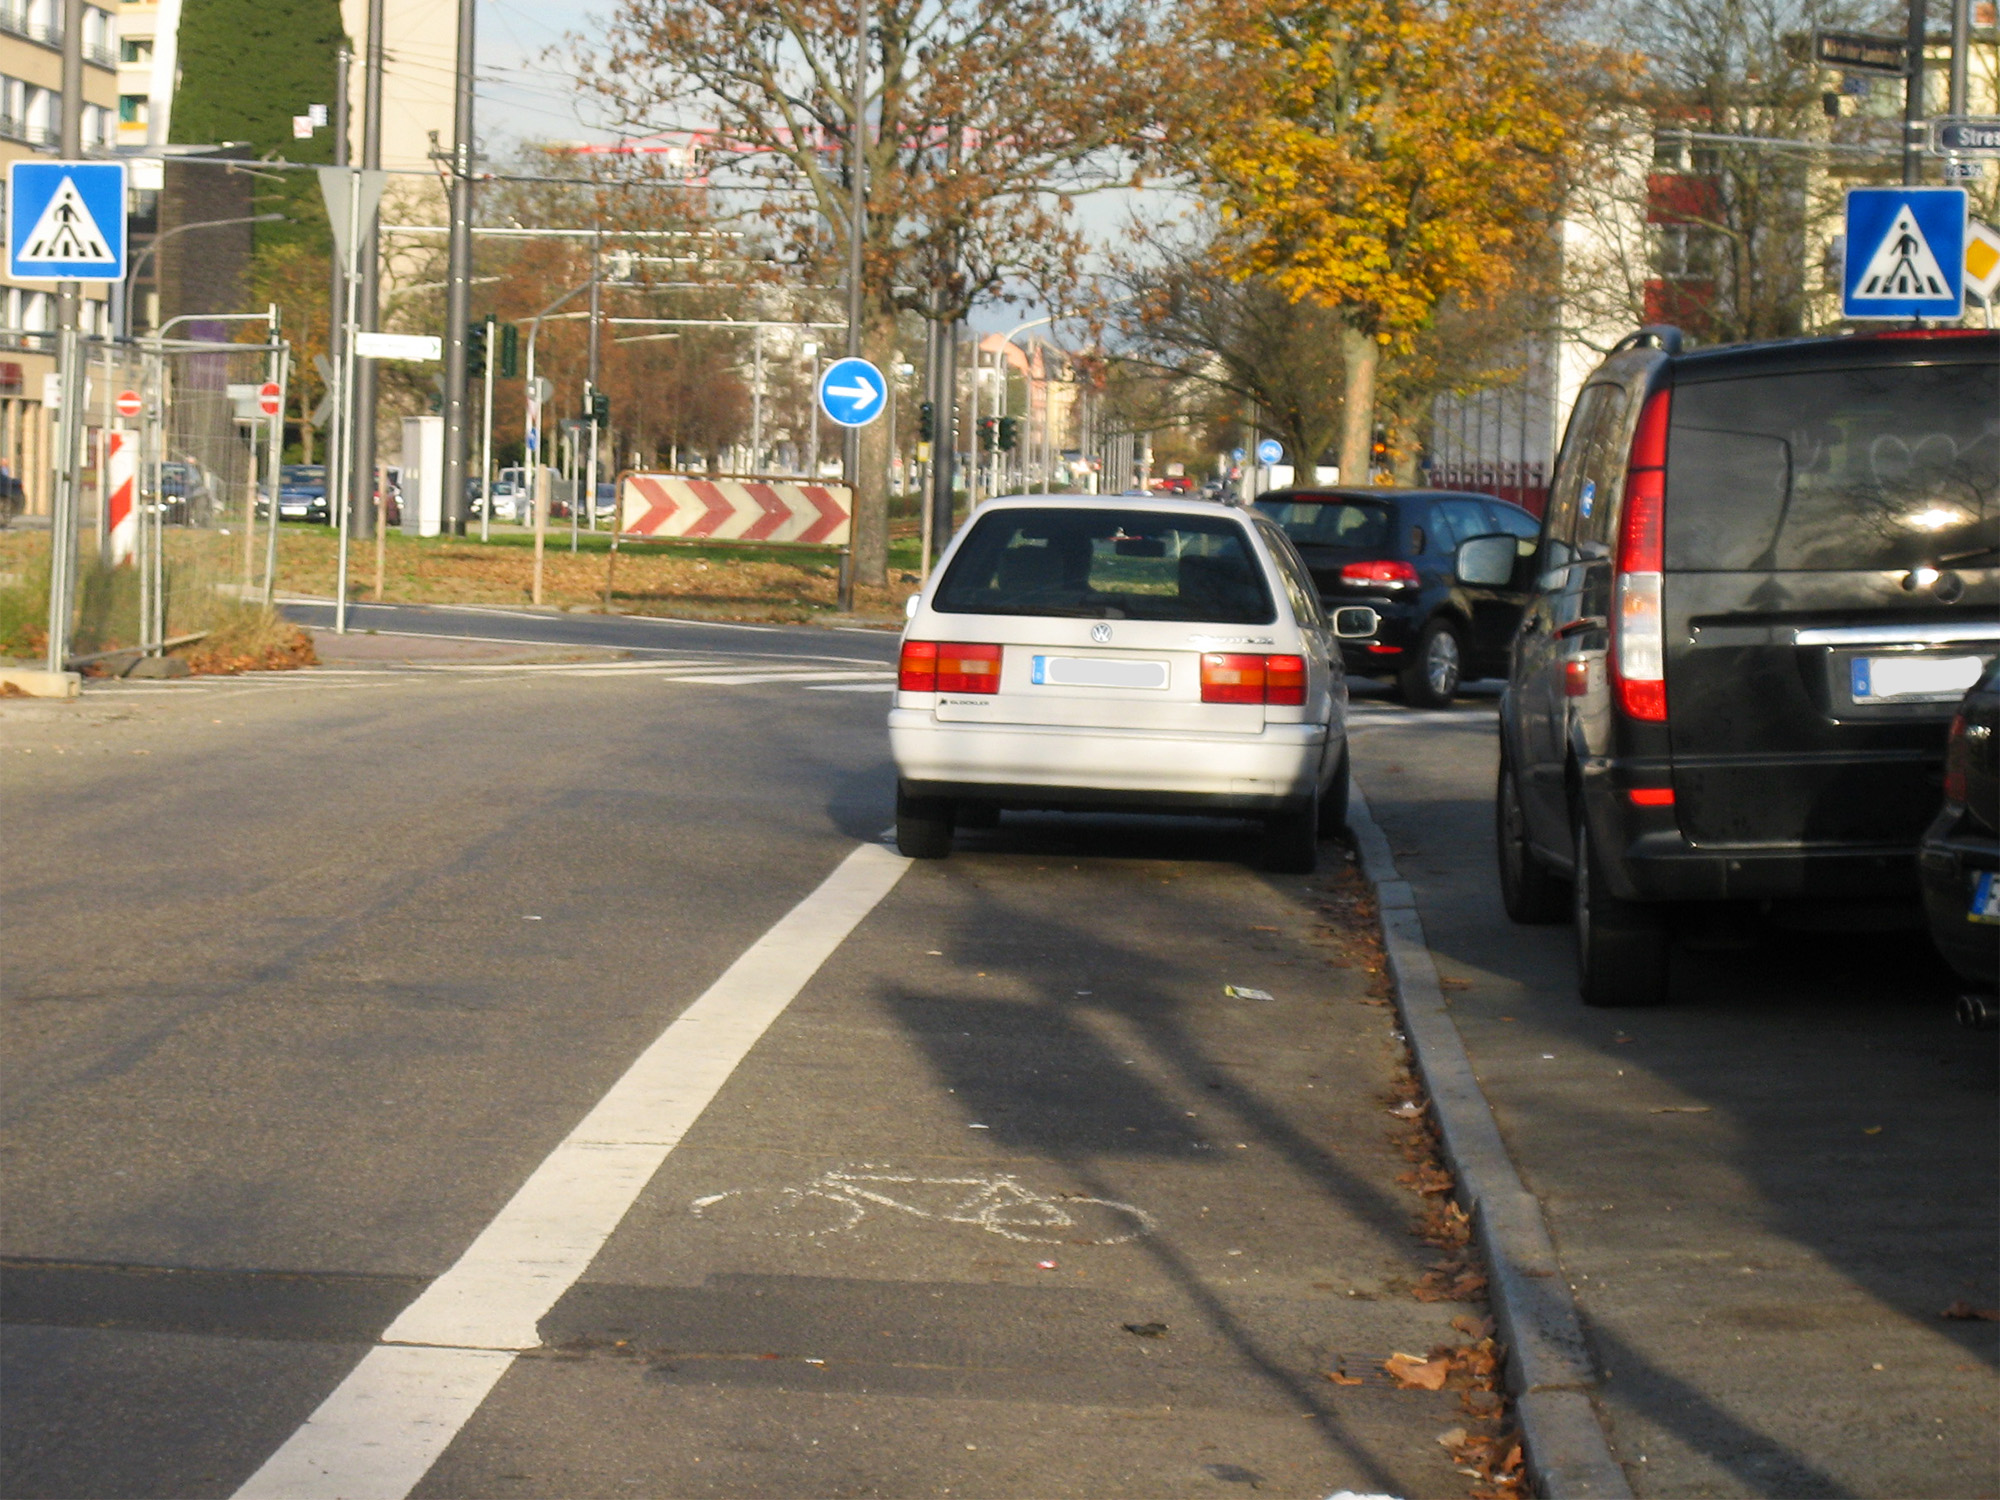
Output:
1253,487,1540,707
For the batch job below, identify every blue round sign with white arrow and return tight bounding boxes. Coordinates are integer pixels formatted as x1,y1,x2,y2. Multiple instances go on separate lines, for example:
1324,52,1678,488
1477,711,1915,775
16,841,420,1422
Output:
817,356,888,428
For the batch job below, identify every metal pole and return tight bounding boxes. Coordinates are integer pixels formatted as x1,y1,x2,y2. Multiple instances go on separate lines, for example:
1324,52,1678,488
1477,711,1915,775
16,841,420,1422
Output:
1903,0,1928,185
44,0,84,675
751,326,764,468
440,0,476,533
333,168,361,633
480,312,494,541
839,0,868,610
352,0,385,544
262,334,286,606
1948,0,1969,115
931,312,957,557
806,341,820,479
581,230,599,547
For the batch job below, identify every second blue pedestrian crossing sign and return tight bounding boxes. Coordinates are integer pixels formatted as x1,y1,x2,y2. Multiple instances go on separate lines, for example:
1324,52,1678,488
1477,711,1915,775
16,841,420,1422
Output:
1842,186,1965,319
817,356,887,428
7,160,126,280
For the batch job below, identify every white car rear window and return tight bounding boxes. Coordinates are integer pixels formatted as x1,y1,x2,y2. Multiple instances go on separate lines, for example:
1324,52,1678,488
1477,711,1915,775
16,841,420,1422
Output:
934,508,1276,624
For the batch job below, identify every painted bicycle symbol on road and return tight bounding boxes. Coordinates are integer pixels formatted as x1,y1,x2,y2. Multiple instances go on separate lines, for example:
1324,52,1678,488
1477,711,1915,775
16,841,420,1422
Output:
690,1166,1156,1246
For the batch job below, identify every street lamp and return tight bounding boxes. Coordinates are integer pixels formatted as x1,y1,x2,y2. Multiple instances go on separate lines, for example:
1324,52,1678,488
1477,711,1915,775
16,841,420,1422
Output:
120,214,285,340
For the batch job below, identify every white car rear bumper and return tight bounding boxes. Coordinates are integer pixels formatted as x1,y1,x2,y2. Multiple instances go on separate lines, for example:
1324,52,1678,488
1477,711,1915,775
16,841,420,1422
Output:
889,709,1329,810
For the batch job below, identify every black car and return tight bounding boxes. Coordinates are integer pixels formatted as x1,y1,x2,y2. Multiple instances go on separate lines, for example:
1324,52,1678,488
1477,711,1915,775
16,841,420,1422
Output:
1495,324,1999,1006
1254,487,1539,707
274,465,329,524
1919,659,1999,1022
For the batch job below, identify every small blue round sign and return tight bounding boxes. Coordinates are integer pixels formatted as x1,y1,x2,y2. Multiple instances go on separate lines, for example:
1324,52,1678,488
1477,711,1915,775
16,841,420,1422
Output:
817,357,888,428
1255,438,1283,465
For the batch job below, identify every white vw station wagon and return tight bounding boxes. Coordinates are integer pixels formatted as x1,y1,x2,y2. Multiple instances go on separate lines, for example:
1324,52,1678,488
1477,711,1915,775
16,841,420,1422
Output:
888,495,1358,870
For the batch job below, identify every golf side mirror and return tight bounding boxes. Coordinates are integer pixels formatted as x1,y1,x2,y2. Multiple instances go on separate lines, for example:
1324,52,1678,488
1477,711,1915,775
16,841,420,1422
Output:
1332,606,1380,639
1456,534,1518,587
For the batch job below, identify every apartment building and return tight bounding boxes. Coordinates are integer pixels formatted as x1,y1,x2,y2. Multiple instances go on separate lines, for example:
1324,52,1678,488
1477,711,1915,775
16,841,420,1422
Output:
0,0,120,515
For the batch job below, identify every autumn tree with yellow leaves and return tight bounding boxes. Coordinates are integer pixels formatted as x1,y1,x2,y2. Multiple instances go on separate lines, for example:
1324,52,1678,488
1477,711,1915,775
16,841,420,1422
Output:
1177,0,1594,480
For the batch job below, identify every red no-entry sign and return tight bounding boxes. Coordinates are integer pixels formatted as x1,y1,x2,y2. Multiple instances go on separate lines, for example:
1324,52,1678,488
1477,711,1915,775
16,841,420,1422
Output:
114,389,141,419
258,381,282,416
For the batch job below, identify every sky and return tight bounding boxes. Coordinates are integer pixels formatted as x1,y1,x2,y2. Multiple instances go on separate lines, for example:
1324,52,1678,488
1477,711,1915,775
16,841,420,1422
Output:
477,0,617,153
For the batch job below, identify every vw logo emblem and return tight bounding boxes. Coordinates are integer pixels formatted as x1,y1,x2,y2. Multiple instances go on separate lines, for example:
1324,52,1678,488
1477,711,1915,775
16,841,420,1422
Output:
1090,623,1112,643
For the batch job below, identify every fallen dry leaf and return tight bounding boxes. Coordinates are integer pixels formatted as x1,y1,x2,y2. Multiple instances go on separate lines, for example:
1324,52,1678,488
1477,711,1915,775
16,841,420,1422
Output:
1452,1314,1497,1340
1324,1369,1364,1386
1940,1301,1999,1321
1383,1351,1452,1390
1436,1425,1469,1449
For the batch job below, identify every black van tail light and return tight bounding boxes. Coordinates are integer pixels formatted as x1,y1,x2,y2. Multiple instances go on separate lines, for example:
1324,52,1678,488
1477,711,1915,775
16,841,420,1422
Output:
1944,712,1968,805
900,640,1002,693
1612,386,1671,722
1628,787,1675,807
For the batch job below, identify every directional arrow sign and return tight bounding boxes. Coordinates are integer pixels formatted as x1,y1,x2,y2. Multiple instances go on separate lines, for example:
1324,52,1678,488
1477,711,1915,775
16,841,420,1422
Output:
1256,438,1284,465
7,160,126,280
817,356,887,428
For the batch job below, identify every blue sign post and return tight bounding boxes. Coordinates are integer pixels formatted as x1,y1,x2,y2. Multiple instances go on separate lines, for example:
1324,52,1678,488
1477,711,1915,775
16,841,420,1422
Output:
1255,438,1284,465
7,160,126,281
1842,187,1966,320
817,356,888,428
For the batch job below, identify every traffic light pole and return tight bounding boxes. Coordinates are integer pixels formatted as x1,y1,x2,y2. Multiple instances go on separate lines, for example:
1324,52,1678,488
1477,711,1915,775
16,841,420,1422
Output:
351,0,385,543
440,0,477,534
479,314,495,542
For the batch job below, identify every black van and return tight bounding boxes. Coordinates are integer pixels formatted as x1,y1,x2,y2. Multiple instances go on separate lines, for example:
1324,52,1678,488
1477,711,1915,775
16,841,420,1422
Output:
1495,325,1999,1006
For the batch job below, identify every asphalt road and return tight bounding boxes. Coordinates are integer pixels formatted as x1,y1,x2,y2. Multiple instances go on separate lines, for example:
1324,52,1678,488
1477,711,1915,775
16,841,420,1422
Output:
1347,697,2000,1499
4,634,1496,1500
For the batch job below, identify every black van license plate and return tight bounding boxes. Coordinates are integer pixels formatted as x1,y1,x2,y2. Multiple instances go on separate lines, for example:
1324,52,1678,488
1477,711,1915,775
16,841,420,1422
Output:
1972,872,2000,926
1849,654,1983,704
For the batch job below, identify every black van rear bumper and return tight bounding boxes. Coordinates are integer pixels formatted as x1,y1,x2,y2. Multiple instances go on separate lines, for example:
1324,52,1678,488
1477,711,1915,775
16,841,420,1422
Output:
1585,783,1923,902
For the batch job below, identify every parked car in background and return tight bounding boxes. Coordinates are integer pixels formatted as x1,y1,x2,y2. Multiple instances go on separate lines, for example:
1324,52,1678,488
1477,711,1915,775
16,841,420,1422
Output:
271,465,329,524
1495,325,1998,1007
890,494,1366,871
1253,486,1540,707
161,461,217,525
1920,659,2000,1025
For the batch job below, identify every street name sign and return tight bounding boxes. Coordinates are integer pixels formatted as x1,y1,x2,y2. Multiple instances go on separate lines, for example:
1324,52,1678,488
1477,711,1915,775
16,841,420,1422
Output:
817,356,887,428
6,160,126,280
1812,28,1907,76
1255,438,1284,465
1842,187,1966,319
1929,117,2000,156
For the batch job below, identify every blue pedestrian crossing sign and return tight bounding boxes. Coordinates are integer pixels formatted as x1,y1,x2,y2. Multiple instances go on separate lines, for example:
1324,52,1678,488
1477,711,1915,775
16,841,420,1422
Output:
1255,438,1283,465
1842,186,1966,319
817,356,887,428
7,160,126,281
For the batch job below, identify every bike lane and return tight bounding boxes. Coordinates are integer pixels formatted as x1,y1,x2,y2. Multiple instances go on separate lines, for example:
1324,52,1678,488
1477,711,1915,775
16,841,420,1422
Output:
401,821,1503,1500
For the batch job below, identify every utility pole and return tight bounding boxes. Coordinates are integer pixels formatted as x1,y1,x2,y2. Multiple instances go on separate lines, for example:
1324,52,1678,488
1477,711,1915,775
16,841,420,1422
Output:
440,0,476,533
479,312,495,542
351,0,385,543
929,297,957,565
1948,0,1969,116
1903,0,1928,185
44,0,85,677
839,0,867,610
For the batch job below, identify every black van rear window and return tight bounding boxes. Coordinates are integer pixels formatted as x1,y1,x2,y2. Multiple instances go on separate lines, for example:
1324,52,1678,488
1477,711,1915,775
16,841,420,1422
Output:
1665,363,1998,571
934,507,1275,623
1254,497,1394,551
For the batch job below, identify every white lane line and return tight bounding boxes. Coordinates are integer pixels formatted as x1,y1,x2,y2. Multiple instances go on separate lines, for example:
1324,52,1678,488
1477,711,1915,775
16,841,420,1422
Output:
232,842,911,1500
806,682,895,693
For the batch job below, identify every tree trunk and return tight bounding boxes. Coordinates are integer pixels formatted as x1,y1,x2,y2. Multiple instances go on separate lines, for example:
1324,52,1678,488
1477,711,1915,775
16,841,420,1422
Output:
1338,324,1378,484
853,307,899,589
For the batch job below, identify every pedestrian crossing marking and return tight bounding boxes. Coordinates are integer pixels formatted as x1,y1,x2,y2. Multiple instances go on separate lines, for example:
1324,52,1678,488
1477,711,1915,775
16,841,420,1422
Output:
1852,204,1951,299
17,176,115,266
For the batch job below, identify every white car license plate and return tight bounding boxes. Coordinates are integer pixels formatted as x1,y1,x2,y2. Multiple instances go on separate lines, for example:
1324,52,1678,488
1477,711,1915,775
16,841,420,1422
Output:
1849,654,1983,704
1030,655,1168,690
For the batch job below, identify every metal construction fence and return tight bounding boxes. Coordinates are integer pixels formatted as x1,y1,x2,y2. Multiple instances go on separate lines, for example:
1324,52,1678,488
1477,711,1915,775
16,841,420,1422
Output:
0,329,292,671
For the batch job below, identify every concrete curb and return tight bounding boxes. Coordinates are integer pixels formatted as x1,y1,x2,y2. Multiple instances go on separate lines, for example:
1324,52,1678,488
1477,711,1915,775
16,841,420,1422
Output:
0,668,80,699
1346,784,1633,1500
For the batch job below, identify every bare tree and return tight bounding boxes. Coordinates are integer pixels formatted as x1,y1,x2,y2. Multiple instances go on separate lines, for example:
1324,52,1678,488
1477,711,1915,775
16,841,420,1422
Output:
572,0,1162,585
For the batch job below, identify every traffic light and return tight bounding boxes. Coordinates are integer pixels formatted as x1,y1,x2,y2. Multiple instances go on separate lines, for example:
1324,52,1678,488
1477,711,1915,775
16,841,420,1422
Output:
498,322,520,378
997,415,1019,452
978,415,998,451
466,322,487,379
589,391,609,426
917,401,935,441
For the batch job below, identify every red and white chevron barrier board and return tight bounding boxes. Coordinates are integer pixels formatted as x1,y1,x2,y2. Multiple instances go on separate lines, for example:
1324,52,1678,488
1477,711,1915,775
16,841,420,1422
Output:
105,430,136,565
618,473,852,547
